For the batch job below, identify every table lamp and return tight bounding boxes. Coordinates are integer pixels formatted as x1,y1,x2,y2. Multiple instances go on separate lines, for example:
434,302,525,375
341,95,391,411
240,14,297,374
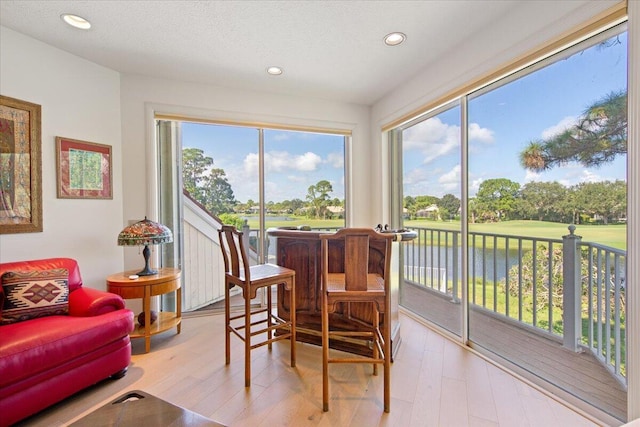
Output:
117,217,173,276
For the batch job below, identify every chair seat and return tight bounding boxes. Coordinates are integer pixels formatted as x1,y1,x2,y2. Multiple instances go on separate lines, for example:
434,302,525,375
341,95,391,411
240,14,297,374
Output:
249,264,295,288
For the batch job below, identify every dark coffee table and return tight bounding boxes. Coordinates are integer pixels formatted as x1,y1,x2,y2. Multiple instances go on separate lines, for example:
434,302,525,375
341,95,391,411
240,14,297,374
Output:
70,390,225,426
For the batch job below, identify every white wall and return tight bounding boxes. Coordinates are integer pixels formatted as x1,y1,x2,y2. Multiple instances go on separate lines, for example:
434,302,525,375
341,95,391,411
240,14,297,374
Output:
119,75,372,271
0,27,124,290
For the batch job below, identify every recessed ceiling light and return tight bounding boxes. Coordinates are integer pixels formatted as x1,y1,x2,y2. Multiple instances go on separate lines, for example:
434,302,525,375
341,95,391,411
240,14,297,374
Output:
61,14,91,30
266,66,283,76
384,32,406,46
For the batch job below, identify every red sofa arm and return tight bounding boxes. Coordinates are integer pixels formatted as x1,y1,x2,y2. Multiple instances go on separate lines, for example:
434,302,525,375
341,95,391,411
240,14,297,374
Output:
69,287,126,317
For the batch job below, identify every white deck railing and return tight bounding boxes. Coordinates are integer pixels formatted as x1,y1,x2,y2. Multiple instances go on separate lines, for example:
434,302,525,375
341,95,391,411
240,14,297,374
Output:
404,225,627,384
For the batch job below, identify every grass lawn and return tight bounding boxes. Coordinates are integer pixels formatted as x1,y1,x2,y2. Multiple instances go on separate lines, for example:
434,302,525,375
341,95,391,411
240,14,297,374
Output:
244,216,344,230
243,217,626,250
405,219,627,250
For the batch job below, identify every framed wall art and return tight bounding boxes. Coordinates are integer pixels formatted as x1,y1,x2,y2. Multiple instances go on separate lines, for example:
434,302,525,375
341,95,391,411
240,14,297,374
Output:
56,137,112,199
0,95,42,234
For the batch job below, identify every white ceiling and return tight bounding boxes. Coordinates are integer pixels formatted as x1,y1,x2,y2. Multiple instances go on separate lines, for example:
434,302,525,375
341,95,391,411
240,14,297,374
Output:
0,1,620,106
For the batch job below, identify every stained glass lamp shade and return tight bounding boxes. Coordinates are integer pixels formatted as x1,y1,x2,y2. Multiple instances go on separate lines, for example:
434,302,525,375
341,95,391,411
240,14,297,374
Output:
117,217,173,276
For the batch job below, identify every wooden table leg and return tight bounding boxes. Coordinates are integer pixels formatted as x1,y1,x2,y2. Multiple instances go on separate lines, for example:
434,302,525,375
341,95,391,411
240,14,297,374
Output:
144,285,151,353
176,287,182,334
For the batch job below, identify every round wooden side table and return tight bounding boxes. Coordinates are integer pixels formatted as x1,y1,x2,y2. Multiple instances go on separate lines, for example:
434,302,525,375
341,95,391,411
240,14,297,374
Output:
107,267,181,353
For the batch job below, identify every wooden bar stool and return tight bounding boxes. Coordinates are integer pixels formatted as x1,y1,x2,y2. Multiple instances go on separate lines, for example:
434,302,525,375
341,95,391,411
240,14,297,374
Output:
320,228,394,412
218,225,296,387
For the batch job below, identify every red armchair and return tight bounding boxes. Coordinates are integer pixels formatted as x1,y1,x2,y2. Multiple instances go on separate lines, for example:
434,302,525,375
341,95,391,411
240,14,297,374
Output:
0,258,134,426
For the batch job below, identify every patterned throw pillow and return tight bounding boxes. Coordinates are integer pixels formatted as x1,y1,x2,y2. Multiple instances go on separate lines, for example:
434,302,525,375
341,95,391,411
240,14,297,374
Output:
1,269,69,325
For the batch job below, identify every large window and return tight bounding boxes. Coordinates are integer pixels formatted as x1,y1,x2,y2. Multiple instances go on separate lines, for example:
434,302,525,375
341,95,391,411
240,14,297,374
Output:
180,123,347,257
393,22,628,421
158,119,347,311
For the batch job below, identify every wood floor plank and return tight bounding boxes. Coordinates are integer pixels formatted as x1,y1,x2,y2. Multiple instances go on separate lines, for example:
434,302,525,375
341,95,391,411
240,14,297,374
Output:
17,312,600,427
464,354,499,424
409,330,444,427
439,376,469,426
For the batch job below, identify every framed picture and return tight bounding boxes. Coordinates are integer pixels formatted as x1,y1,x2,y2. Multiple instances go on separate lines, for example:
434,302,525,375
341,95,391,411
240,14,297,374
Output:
0,95,42,234
56,137,112,199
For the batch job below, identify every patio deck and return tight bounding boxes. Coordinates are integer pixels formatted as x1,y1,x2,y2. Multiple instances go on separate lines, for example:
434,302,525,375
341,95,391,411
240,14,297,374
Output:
400,282,627,422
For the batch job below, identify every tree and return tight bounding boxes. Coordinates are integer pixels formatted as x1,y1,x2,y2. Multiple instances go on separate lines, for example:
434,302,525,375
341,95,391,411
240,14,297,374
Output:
182,148,236,215
182,148,213,201
505,244,564,318
410,195,440,219
438,193,460,220
288,198,305,214
306,180,333,219
571,180,626,224
404,196,417,219
517,181,569,222
218,213,245,229
520,91,627,172
475,178,520,221
468,197,479,224
200,168,237,214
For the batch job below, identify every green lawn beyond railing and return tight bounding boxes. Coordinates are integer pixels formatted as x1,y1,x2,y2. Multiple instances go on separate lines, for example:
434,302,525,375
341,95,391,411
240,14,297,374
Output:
406,219,627,250
245,217,626,250
243,216,343,230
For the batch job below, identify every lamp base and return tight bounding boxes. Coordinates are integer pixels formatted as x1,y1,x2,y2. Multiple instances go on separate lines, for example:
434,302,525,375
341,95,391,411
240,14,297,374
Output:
136,267,158,276
137,244,158,276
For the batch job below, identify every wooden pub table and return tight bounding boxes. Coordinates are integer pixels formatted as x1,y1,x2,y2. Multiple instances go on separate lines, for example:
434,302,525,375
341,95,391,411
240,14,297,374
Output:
107,267,181,353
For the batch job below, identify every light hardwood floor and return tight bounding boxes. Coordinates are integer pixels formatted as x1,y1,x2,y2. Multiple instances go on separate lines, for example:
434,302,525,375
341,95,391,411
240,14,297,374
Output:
20,311,602,427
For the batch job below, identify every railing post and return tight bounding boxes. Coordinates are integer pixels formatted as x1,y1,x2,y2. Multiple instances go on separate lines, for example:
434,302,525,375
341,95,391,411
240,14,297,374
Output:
562,224,582,352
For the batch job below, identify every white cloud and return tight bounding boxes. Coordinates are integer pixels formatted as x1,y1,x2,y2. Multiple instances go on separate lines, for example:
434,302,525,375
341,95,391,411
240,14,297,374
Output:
438,165,461,192
243,151,322,174
327,152,344,168
403,167,431,185
538,164,612,188
541,116,577,139
524,170,540,182
439,165,460,184
242,153,260,177
468,123,494,143
294,152,323,171
579,169,602,183
469,178,484,197
403,117,450,148
403,117,493,164
288,175,307,183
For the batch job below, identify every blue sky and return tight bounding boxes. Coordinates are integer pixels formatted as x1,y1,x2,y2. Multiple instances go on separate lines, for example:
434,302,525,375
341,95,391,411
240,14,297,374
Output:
182,124,345,203
182,28,627,204
403,29,627,198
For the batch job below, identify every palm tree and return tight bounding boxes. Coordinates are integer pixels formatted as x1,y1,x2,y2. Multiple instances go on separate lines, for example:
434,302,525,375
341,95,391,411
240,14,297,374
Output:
520,91,627,172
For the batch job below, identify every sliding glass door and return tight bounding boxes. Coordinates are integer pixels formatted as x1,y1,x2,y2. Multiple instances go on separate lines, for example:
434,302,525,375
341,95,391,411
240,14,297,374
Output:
465,24,628,420
397,102,463,337
393,22,628,420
